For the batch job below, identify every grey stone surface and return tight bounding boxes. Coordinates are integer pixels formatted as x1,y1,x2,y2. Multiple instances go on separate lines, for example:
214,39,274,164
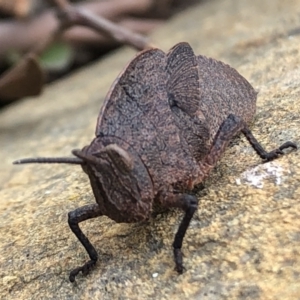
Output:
1,0,300,299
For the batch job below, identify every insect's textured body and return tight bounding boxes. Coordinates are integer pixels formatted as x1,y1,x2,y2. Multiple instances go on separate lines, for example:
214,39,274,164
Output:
14,42,296,282
92,43,257,211
96,47,198,194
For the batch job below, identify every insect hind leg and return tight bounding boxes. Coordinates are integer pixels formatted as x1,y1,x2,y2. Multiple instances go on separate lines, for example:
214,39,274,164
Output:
204,114,297,168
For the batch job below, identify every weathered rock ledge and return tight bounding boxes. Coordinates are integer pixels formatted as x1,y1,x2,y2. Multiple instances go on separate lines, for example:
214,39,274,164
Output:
1,0,300,299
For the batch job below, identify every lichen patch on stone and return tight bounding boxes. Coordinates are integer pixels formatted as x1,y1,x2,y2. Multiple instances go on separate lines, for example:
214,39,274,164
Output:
236,161,290,188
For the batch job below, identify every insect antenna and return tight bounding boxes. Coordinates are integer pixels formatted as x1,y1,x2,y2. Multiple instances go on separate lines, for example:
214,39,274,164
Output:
13,157,83,165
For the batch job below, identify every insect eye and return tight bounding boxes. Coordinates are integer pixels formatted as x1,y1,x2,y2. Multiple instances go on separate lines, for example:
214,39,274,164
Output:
92,144,133,173
105,144,133,173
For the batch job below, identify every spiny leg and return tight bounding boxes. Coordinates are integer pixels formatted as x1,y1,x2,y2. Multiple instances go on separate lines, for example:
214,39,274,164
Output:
204,114,297,168
68,203,102,282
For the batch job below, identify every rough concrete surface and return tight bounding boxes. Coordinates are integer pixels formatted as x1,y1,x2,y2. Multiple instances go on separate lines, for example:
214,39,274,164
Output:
1,0,300,299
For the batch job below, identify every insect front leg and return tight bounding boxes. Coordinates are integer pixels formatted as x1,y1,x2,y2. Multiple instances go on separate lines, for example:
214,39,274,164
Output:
68,203,102,282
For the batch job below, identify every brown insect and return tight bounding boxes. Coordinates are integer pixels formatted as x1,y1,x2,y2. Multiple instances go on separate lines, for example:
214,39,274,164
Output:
14,42,297,282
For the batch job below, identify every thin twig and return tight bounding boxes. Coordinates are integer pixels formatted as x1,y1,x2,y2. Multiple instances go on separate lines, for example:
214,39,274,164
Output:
56,5,153,50
0,0,157,59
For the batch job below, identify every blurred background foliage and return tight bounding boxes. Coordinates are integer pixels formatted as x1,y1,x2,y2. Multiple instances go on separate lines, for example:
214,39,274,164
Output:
0,0,200,106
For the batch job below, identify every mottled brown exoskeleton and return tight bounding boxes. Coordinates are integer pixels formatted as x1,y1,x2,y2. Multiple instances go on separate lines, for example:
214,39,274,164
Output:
14,42,297,282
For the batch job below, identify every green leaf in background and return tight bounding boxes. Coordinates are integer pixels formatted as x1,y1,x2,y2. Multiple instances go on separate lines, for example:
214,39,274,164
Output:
40,42,73,71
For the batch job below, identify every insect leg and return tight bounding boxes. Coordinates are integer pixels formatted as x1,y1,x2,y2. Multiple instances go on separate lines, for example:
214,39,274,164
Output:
157,192,198,273
241,125,297,161
203,114,297,168
172,194,198,273
68,203,102,282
